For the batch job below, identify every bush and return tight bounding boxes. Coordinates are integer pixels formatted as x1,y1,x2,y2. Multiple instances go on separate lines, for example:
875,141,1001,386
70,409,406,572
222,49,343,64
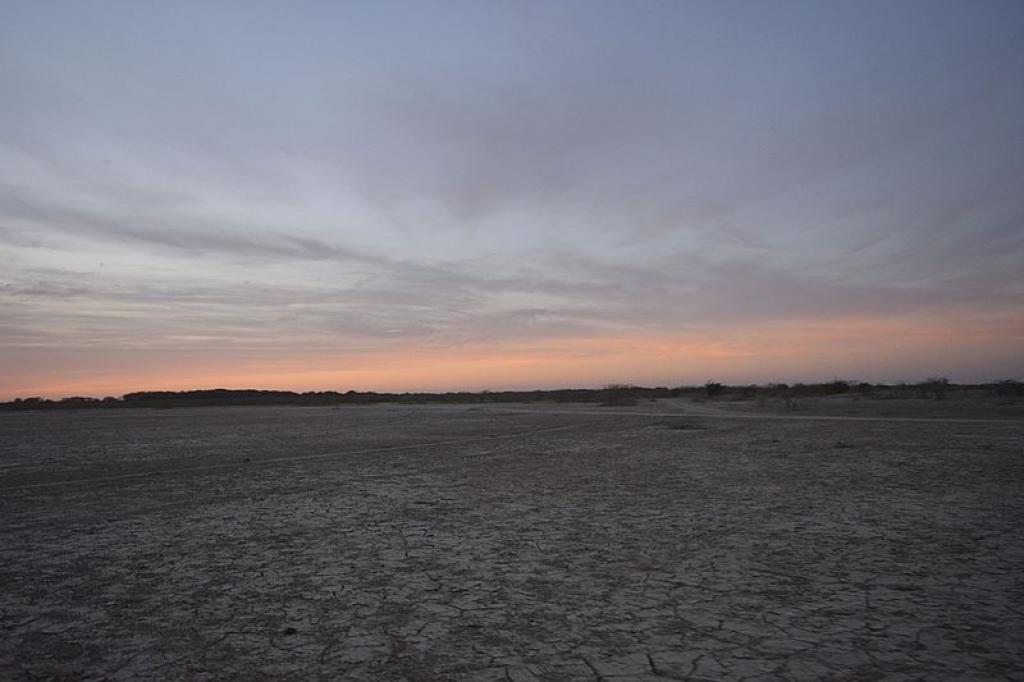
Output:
601,384,638,407
705,381,725,399
918,377,951,400
993,379,1023,398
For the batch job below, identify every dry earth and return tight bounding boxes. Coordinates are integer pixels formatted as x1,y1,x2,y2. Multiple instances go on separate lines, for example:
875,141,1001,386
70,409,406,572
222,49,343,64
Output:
1,399,1023,680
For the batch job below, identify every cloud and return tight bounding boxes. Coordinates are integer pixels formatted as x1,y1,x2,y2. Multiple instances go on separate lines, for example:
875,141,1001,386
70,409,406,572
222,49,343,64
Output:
0,183,385,265
2,0,1023,394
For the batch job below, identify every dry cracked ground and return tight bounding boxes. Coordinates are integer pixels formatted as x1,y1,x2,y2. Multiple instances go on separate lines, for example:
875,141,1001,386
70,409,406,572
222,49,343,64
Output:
1,399,1023,680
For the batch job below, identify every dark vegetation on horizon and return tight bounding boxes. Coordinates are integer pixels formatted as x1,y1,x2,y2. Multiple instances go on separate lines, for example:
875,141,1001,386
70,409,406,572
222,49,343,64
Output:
2,379,1022,411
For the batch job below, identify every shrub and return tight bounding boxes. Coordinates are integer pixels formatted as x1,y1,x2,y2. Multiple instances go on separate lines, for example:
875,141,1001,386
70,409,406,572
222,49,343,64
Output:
918,377,951,400
993,379,1023,398
601,384,638,407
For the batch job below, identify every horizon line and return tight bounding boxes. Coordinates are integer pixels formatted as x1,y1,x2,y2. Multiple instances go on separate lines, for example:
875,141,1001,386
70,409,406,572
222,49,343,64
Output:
5,377,1022,404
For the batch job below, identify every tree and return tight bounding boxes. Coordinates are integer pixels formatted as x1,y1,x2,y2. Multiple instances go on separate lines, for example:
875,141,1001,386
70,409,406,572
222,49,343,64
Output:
919,377,950,400
601,384,638,406
705,381,725,399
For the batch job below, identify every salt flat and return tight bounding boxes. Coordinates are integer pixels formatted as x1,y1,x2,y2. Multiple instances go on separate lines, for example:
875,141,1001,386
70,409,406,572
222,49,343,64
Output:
1,400,1022,680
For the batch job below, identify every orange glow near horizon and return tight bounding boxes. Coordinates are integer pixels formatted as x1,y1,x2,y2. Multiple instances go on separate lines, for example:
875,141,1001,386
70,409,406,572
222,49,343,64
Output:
3,309,1021,400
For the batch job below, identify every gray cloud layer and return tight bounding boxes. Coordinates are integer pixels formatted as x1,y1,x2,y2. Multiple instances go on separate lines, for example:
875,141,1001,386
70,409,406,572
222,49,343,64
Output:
1,0,1022,388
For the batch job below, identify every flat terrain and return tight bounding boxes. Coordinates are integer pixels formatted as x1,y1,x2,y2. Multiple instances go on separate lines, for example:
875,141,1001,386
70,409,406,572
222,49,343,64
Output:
2,399,1023,680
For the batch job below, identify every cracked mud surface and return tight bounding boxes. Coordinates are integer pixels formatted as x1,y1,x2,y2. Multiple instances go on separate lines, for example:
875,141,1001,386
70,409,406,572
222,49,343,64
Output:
2,402,1023,680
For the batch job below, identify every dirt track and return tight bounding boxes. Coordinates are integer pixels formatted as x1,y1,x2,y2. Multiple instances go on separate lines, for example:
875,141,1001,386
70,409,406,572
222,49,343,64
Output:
2,402,1023,680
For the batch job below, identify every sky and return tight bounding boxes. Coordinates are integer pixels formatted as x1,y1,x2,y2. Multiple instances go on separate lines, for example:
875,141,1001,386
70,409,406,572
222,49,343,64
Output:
1,0,1022,399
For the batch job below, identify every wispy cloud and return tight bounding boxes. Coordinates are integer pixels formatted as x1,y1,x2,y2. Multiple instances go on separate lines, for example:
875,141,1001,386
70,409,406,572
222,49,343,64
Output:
1,0,1022,395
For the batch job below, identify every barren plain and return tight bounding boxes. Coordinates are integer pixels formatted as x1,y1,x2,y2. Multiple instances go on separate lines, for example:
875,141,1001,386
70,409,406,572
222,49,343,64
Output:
2,398,1023,680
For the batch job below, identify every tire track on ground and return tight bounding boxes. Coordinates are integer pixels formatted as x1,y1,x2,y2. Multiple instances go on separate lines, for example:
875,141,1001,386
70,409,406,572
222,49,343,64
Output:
478,403,1024,425
0,422,587,493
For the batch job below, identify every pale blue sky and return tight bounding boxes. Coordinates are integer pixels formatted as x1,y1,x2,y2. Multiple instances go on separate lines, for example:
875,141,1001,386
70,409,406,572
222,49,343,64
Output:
1,1,1022,396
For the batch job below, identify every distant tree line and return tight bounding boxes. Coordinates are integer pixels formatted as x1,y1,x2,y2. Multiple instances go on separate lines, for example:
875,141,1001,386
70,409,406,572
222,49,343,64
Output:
2,379,1021,411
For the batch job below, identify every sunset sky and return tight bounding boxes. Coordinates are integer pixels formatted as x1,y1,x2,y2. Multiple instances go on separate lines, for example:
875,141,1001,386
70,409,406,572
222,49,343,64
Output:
1,1,1022,399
